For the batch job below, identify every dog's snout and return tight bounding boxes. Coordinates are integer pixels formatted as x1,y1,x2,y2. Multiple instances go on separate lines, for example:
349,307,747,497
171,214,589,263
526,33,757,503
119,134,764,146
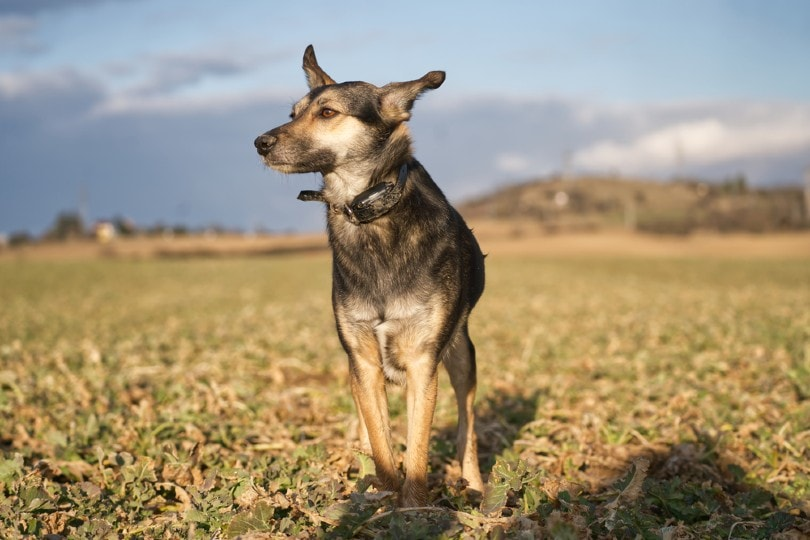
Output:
254,133,277,156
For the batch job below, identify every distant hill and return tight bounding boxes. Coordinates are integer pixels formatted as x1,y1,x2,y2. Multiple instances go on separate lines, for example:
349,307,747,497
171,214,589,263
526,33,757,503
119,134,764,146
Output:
460,175,808,234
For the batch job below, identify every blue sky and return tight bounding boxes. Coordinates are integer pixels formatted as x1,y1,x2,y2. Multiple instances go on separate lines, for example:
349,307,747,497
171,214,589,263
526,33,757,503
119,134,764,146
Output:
7,0,809,101
1,0,809,234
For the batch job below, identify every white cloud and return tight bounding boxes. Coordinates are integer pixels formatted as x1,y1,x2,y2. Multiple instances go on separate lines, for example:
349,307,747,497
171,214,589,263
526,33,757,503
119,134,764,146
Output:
90,88,276,116
0,68,101,101
495,152,533,175
0,46,293,117
87,46,294,115
573,106,810,175
128,52,254,96
0,70,50,98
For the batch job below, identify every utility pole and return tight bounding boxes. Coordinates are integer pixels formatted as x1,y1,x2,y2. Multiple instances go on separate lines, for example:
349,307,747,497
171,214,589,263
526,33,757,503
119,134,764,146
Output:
674,138,685,181
79,184,89,235
624,193,637,232
562,149,572,181
804,167,810,225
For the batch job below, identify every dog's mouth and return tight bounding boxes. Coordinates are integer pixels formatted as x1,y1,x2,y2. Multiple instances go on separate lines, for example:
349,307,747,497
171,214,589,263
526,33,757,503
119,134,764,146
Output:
255,148,294,172
254,131,336,176
258,153,310,175
262,159,299,174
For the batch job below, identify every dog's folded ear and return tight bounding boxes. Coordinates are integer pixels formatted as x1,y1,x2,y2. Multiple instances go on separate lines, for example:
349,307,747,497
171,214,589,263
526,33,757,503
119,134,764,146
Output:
379,71,445,124
303,45,336,90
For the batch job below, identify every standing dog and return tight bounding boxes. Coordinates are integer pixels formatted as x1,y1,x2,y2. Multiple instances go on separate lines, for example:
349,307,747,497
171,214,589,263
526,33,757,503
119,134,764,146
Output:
254,45,485,507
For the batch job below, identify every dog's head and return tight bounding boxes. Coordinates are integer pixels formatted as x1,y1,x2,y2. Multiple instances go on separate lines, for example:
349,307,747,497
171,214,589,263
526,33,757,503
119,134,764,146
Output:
254,45,444,177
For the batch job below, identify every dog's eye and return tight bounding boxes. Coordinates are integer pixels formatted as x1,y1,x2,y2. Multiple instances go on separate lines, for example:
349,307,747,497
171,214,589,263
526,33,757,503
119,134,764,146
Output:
320,108,337,119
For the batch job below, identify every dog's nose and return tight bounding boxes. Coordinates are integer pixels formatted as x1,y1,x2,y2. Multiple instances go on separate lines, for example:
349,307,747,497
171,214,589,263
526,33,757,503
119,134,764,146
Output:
254,133,276,156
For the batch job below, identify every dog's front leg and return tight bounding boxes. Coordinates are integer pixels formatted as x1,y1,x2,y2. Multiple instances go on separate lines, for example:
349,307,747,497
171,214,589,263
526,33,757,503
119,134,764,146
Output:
350,362,399,493
401,354,439,507
345,338,400,493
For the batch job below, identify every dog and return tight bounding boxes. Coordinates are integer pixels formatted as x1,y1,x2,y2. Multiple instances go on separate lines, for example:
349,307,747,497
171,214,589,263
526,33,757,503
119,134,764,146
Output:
254,45,485,507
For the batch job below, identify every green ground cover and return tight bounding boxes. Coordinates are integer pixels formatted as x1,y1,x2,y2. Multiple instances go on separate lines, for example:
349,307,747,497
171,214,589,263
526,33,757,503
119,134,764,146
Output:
1,254,808,538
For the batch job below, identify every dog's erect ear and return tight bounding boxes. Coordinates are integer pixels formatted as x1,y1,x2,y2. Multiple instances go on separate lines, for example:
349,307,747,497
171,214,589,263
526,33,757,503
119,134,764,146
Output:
302,45,336,90
379,71,445,123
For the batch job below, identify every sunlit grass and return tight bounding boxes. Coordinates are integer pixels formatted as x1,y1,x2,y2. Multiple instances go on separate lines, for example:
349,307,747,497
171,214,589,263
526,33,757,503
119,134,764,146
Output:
1,252,808,537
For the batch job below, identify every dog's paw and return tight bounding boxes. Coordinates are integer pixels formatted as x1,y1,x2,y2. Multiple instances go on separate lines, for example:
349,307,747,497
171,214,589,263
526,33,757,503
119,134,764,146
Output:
399,479,429,508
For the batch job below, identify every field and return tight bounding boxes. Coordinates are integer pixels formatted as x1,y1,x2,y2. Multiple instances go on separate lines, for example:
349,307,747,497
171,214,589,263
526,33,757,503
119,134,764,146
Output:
1,234,809,538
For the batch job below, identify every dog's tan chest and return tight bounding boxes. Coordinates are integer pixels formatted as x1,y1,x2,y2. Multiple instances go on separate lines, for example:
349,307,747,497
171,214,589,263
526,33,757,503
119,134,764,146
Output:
337,292,449,384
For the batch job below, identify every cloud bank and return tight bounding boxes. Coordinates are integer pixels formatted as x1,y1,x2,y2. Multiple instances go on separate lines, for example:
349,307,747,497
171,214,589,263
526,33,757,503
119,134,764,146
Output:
1,58,809,235
573,105,810,176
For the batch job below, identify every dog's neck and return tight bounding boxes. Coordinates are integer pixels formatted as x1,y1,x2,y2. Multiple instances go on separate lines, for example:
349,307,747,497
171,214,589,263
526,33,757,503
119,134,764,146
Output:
299,162,409,225
298,124,413,225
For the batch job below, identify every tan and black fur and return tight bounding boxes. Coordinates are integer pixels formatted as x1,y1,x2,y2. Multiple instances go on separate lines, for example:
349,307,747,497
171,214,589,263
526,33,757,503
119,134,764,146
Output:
254,45,485,506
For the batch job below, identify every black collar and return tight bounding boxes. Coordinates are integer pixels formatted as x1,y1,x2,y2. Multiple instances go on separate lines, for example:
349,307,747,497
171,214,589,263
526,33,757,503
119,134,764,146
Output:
297,163,409,225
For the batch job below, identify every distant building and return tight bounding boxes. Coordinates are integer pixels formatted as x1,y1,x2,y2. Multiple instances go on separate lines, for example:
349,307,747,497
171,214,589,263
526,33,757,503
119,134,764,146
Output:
94,221,116,244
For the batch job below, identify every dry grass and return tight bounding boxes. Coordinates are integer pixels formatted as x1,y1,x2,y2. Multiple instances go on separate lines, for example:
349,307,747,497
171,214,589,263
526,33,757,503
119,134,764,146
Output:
0,239,808,538
470,220,810,259
0,233,328,261
4,227,809,262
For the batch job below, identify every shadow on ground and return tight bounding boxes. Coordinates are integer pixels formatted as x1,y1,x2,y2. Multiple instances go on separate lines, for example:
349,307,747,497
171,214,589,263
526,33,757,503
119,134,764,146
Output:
421,386,808,538
325,385,807,538
428,387,543,490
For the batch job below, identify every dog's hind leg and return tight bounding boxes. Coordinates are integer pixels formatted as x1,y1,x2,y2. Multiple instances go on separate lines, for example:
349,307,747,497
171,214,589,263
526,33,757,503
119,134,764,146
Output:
443,325,484,493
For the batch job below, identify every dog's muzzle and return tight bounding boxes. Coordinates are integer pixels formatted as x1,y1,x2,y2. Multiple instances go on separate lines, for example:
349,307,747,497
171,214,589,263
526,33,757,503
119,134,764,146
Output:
254,133,276,156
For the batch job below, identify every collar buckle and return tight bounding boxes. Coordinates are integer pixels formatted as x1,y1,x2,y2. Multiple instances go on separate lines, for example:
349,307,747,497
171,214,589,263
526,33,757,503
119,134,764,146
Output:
297,163,409,225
